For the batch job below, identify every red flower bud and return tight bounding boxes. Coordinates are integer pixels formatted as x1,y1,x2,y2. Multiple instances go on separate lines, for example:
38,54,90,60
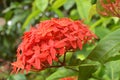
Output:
60,76,77,80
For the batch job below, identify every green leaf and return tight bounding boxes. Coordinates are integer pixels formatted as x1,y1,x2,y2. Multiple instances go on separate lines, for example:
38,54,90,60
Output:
22,10,41,30
63,0,75,10
4,11,13,21
104,60,120,80
70,9,79,20
2,2,20,13
11,11,29,26
111,25,120,31
68,51,82,66
52,9,64,17
13,74,26,80
87,29,120,63
95,27,110,39
88,4,97,21
52,0,67,9
104,44,120,63
35,0,48,12
91,0,97,4
78,60,99,80
79,65,96,80
93,60,120,80
46,67,78,80
112,17,120,24
7,74,27,80
7,75,14,80
75,0,91,22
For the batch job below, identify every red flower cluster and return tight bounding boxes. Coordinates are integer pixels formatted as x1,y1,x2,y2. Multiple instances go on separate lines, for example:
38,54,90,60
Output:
97,0,120,18
60,76,77,80
11,18,96,73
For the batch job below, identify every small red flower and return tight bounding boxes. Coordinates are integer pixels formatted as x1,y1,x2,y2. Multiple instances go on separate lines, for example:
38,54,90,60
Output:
60,76,77,80
11,18,97,73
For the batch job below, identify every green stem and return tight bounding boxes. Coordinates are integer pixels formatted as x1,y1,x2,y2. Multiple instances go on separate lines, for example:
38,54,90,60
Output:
65,66,79,72
63,53,66,65
90,18,103,30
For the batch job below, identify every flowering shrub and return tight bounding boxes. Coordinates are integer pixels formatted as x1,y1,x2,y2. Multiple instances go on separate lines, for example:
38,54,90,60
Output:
1,0,120,80
97,0,120,18
11,18,96,73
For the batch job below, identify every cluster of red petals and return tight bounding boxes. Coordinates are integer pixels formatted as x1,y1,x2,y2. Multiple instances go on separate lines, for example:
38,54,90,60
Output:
97,0,120,18
11,18,96,73
60,76,77,80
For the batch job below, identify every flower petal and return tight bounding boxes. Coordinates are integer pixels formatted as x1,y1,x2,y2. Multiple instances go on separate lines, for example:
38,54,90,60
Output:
47,56,52,65
50,47,56,59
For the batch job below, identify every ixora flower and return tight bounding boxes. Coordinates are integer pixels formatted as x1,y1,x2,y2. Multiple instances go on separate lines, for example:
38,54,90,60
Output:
60,76,77,80
97,0,120,18
11,18,97,73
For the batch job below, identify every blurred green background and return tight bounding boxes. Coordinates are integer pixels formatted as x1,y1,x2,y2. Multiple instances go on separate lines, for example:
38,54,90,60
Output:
0,0,120,80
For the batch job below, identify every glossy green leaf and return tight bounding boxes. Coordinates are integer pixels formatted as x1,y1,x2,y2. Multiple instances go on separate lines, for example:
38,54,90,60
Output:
7,74,26,80
2,2,20,13
95,27,110,39
111,25,120,32
13,74,26,80
46,67,78,80
87,29,120,63
22,10,41,30
4,11,13,21
78,60,99,80
91,0,97,4
35,0,48,12
52,0,67,9
75,0,91,22
88,4,97,21
104,60,120,80
7,75,14,80
112,17,120,24
94,60,120,80
11,11,29,26
70,9,79,20
79,65,97,80
104,44,120,62
53,9,64,17
63,0,75,10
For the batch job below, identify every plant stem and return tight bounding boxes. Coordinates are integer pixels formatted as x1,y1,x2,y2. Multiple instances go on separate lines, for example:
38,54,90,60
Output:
90,18,103,30
65,66,79,72
47,65,63,68
63,53,66,65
